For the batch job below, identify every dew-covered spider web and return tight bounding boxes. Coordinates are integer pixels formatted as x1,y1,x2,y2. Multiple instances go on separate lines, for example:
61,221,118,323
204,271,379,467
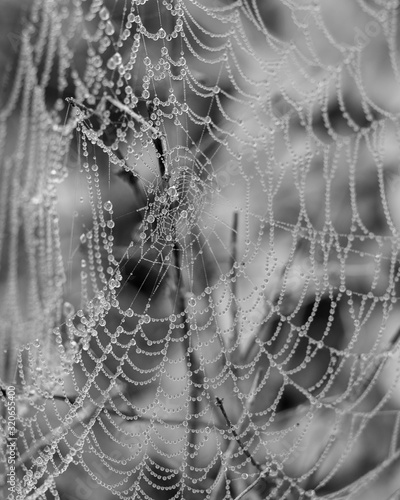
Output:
2,1,400,499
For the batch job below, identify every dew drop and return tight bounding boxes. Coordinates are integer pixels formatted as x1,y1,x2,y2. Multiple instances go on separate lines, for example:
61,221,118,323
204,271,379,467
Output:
105,20,115,36
107,57,117,71
113,52,122,66
99,6,109,21
167,185,178,200
104,200,113,212
63,302,75,318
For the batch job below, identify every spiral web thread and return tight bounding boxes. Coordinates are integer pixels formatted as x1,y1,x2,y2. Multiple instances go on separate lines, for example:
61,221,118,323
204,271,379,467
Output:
1,1,400,499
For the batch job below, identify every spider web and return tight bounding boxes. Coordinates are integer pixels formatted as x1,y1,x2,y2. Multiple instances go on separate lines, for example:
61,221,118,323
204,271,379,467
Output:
1,1,400,499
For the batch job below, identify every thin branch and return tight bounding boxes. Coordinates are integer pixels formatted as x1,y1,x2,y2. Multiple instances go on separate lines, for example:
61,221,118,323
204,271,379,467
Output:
106,96,161,136
147,102,167,178
390,326,400,349
68,96,145,204
65,97,104,121
228,211,239,355
107,409,226,431
172,242,203,475
211,369,270,500
233,469,271,500
387,486,400,500
215,396,263,473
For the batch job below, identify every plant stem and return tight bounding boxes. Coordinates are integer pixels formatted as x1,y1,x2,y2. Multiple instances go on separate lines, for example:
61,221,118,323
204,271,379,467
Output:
233,469,271,500
147,102,167,178
106,96,161,137
210,369,268,500
215,396,263,473
228,211,239,357
172,242,202,478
